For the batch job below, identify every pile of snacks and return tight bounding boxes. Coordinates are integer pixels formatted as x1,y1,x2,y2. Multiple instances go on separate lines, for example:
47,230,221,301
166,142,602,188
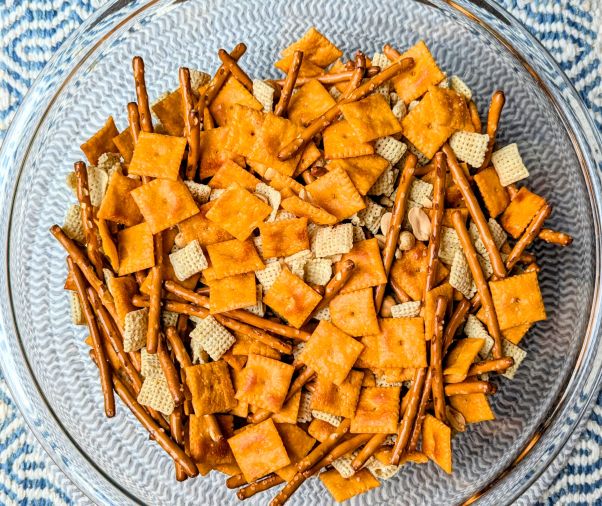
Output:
52,27,572,504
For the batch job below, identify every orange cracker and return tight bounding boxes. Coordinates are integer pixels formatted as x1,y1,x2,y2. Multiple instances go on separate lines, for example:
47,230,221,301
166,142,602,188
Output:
208,159,261,190
339,93,402,142
228,419,290,483
130,179,199,234
223,105,265,160
209,75,262,126
80,116,119,165
275,54,325,77
448,393,495,424
422,414,452,474
107,275,138,326
391,40,446,103
199,126,246,179
502,322,532,346
185,360,236,415
97,171,143,226
112,128,135,163
189,414,236,475
320,468,380,502
280,27,342,67
365,317,426,369
287,79,336,126
209,272,257,313
306,167,366,221
117,222,155,275
234,354,294,412
249,113,302,176
335,238,387,293
443,338,485,381
323,120,375,159
500,187,546,238
329,287,380,336
97,219,119,271
350,386,400,433
128,131,187,180
231,331,282,361
373,367,415,384
205,185,271,241
264,267,322,328
296,142,323,174
259,217,309,258
489,271,546,330
473,167,510,218
310,370,364,418
298,320,363,385
326,58,350,93
308,419,338,442
424,283,453,340
281,196,338,225
272,391,302,424
206,238,264,279
151,89,184,136
274,423,316,481
327,155,390,195
178,201,233,246
229,367,249,419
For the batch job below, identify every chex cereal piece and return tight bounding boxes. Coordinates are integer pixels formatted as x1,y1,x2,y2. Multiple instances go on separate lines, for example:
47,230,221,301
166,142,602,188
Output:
313,306,331,321
298,390,313,423
244,285,265,316
206,239,264,279
352,225,366,243
209,159,261,191
80,116,119,165
287,79,336,126
422,414,452,474
313,223,354,258
137,373,174,416
86,165,109,208
372,52,391,69
390,301,422,318
274,210,297,222
443,338,485,381
63,204,85,244
129,131,187,180
351,387,400,433
478,252,494,279
490,271,546,330
340,93,402,142
281,195,338,225
449,250,476,299
336,238,387,293
391,98,407,122
209,75,262,126
310,370,363,418
97,171,142,226
439,226,463,265
189,315,235,360
264,267,322,328
161,310,178,329
169,239,208,281
501,339,527,379
252,79,275,112
307,167,366,221
367,457,399,480
500,187,546,238
491,143,530,186
487,218,507,248
299,321,363,385
181,181,210,205
323,120,375,159
464,315,494,358
320,468,380,503
410,179,434,207
358,199,385,234
374,136,407,165
312,410,342,427
209,272,257,313
331,451,357,478
260,217,309,258
186,361,236,415
473,167,510,218
329,287,380,336
123,308,149,352
117,222,155,275
449,131,489,168
255,182,281,222
368,166,398,196
255,261,282,291
304,258,332,285
327,155,390,195
141,347,162,378
69,291,84,325
449,75,472,100
284,249,313,265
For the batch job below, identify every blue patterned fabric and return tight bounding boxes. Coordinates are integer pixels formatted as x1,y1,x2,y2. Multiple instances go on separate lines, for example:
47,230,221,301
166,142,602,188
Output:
0,1,600,504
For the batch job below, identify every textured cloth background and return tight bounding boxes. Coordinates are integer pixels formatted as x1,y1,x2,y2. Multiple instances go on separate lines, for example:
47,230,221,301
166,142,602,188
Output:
0,0,600,504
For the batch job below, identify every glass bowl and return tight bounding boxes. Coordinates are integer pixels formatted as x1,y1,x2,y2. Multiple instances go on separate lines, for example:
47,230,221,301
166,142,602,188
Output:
0,0,600,504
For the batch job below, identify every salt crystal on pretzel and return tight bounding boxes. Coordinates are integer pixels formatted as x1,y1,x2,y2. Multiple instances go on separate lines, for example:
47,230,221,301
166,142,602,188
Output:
374,137,407,165
312,410,343,427
390,301,421,318
137,373,175,416
313,223,354,258
464,315,494,358
409,179,433,208
252,79,275,112
141,347,162,378
63,204,85,244
358,199,385,234
331,451,358,478
123,308,149,352
298,390,313,423
169,240,208,281
305,258,333,285
255,261,282,291
449,131,489,168
449,250,476,299
438,226,463,265
491,143,529,186
69,291,85,325
501,339,526,379
161,310,179,328
189,315,235,361
255,182,281,222
449,75,472,100
183,181,211,204
368,167,398,196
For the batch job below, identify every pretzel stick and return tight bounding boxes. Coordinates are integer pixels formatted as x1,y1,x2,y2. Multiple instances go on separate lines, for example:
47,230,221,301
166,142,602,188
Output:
274,50,303,116
127,102,141,144
146,233,163,354
479,90,505,169
309,433,372,477
431,296,447,421
424,153,446,298
277,56,415,160
468,100,482,133
307,259,355,320
165,326,192,368
406,368,432,453
505,204,552,271
179,67,200,180
170,406,187,481
226,473,247,489
132,56,153,133
351,433,388,470
538,228,572,246
443,298,470,353
68,258,114,417
238,474,285,500
301,171,315,184
217,48,253,91
467,357,514,376
374,154,417,311
518,252,536,264
452,211,503,358
204,43,247,106
157,334,185,405
390,277,412,303
390,367,427,465
524,263,540,273
444,144,506,279
164,281,311,341
445,380,497,396
338,52,366,100
269,66,380,88
269,472,306,506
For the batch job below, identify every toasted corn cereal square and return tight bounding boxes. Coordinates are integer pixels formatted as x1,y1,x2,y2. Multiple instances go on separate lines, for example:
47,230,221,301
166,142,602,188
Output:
272,391,302,424
169,239,208,281
352,225,366,243
424,283,453,340
287,79,336,126
275,54,325,77
117,222,155,275
474,167,510,218
264,267,322,328
98,171,143,226
200,125,247,179
449,75,472,100
443,338,485,381
358,199,385,234
449,393,495,424
206,238,264,279
128,131,187,180
438,226,463,265
351,386,400,433
367,455,400,480
254,261,282,292
151,89,184,136
340,94,402,142
323,120,375,159
137,373,174,416
422,414,452,474
206,185,271,241
368,166,398,196
140,347,161,378
107,275,137,326
280,27,342,67
390,301,422,318
490,272,546,330
235,354,294,412
186,361,236,415
161,310,178,328
184,181,212,204
331,451,357,479
209,273,257,314
189,414,236,474
312,410,342,427
449,250,476,299
297,390,313,423
313,306,332,321
329,288,380,336
500,187,546,238
209,159,261,191
112,128,135,163
209,75,262,126
310,370,364,418
304,258,333,285
327,155,390,196
255,182,282,222
69,291,84,325
72,165,109,208
313,223,354,258
410,179,434,208
274,422,315,480
252,79,275,112
336,238,387,294
260,217,309,258
320,468,380,502
374,137,407,165
391,41,446,104
491,143,529,186
123,308,148,352
80,116,119,165
63,204,85,244
502,322,532,346
449,131,489,168
177,201,233,247
281,195,338,225
501,339,527,379
190,315,236,360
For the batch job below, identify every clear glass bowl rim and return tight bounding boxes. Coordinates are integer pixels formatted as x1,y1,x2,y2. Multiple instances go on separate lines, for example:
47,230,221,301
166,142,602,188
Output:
0,0,600,504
